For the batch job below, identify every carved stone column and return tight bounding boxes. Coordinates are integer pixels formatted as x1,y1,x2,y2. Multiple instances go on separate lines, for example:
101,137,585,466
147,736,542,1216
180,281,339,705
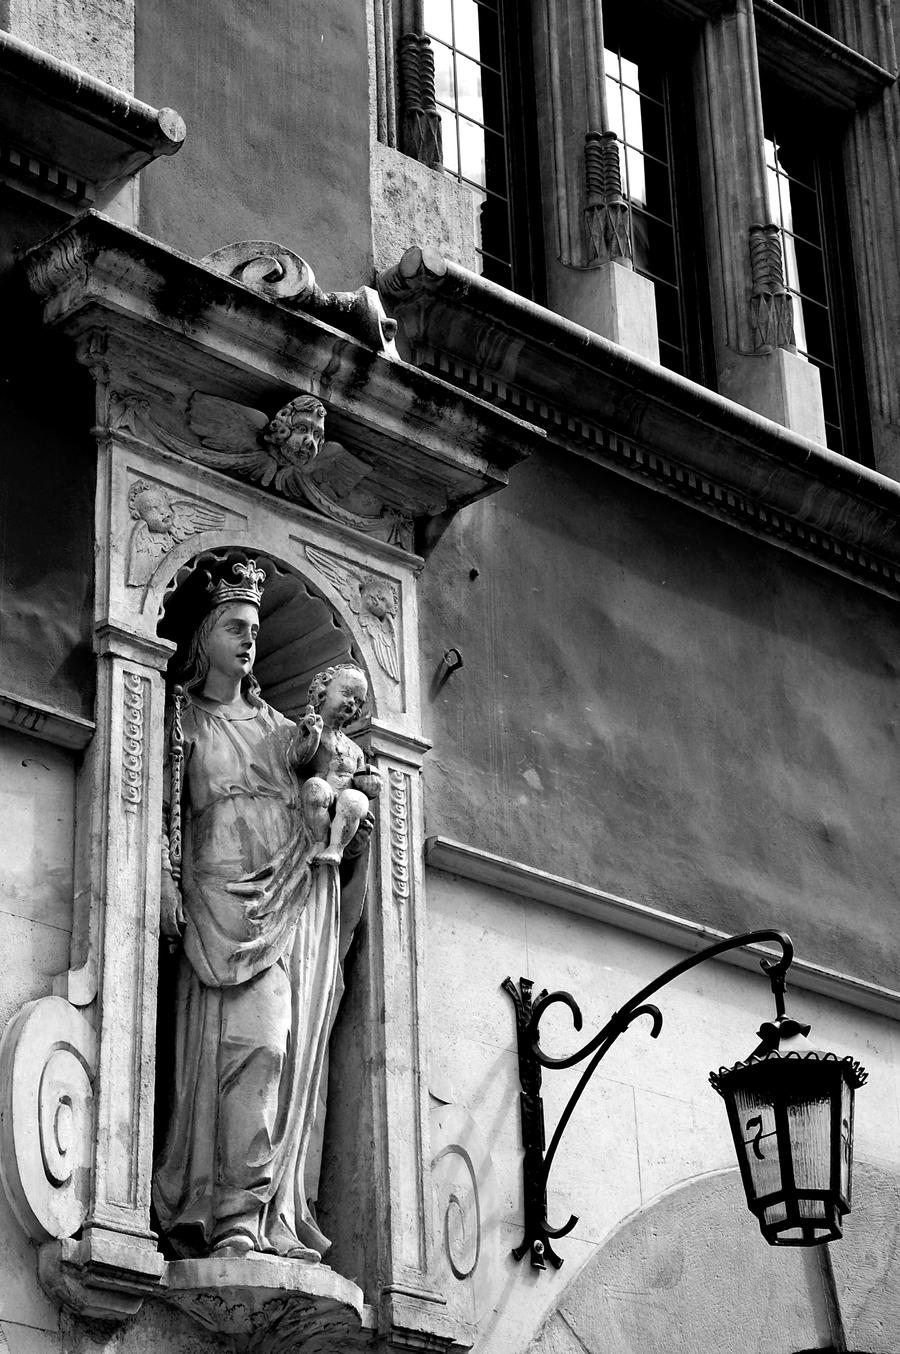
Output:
64,627,170,1275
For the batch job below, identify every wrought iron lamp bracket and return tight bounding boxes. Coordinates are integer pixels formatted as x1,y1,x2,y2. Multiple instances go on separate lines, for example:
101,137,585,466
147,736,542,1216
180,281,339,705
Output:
503,928,794,1270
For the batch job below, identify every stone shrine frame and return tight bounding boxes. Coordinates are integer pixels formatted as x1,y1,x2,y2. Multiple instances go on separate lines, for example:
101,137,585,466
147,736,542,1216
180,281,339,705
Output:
0,213,534,1353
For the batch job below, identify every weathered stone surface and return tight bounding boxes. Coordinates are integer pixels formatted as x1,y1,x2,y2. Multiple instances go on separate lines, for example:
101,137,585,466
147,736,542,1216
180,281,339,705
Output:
371,143,478,276
526,1165,900,1354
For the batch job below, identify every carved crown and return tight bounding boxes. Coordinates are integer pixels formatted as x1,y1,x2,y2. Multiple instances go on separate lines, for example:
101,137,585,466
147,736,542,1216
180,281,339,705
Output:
206,559,266,608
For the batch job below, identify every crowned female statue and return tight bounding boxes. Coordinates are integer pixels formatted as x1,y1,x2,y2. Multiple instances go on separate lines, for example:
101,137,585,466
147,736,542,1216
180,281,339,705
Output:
152,558,379,1261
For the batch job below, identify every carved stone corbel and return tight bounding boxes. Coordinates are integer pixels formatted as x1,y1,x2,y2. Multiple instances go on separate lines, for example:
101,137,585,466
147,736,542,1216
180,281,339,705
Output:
163,1257,374,1352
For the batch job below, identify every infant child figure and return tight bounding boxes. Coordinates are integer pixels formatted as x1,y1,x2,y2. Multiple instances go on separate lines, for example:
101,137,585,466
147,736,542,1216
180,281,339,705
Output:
299,663,380,865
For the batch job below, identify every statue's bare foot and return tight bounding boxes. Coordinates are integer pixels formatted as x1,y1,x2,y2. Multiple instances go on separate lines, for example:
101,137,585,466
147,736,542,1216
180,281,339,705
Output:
210,1228,255,1258
309,847,342,866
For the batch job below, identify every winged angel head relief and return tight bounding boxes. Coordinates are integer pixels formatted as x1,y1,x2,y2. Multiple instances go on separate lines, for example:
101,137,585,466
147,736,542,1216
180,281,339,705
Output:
157,391,414,548
126,481,226,588
186,392,326,496
305,545,401,683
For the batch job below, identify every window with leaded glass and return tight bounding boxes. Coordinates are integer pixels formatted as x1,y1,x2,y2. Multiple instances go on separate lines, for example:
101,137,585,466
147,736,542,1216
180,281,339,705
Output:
762,92,871,461
602,3,713,383
424,0,542,296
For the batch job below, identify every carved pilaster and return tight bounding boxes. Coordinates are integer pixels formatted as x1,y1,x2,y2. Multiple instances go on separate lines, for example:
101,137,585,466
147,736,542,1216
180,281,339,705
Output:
348,726,464,1351
584,130,632,264
74,630,170,1294
398,31,442,169
749,222,795,352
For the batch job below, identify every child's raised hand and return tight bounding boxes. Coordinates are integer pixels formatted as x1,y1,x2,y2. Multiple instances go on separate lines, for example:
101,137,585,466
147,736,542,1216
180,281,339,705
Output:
298,703,324,738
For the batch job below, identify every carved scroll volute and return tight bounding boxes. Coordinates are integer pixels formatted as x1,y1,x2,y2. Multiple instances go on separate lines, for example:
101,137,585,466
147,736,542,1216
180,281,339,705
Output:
0,996,97,1241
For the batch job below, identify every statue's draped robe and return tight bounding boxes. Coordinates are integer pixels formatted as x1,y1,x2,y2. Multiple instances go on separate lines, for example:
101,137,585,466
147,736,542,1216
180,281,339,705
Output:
152,700,367,1257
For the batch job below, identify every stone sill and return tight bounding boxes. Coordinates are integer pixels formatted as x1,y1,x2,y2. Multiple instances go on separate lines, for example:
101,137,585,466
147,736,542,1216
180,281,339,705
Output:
425,836,900,1022
0,688,94,750
379,247,900,601
0,30,184,200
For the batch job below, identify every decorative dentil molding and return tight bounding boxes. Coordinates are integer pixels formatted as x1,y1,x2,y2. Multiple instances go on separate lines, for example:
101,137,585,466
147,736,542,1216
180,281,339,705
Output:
202,240,400,357
305,545,401,682
127,479,226,588
378,247,900,602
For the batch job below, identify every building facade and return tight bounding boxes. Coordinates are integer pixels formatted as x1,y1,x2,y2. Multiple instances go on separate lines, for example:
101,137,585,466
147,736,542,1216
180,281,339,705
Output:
2,1,900,1351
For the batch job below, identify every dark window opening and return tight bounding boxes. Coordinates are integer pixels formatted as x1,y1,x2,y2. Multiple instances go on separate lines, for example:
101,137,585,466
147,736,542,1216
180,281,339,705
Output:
602,2,714,385
424,0,544,299
762,90,871,462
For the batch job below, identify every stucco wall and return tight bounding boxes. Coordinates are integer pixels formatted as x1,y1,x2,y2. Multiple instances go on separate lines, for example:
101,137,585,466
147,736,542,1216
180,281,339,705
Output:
420,446,900,985
134,0,372,290
0,729,76,1353
424,867,900,1354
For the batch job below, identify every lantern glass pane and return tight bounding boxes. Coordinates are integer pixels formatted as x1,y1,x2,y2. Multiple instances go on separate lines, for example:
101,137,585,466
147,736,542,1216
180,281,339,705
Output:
732,1088,781,1203
787,1094,832,1191
840,1077,852,1200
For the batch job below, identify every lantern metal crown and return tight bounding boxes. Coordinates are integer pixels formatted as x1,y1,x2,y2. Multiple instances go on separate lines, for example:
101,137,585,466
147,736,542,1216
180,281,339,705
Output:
504,929,867,1270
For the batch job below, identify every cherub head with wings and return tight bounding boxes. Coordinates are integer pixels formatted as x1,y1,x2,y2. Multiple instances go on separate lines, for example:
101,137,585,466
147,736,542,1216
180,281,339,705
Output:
261,394,326,470
129,480,176,534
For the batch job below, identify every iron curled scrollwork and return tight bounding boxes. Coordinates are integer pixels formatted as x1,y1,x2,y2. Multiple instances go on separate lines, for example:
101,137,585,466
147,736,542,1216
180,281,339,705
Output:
504,929,794,1269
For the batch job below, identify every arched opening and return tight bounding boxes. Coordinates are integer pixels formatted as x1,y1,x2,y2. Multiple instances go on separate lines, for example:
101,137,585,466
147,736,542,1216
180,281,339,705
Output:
157,547,362,718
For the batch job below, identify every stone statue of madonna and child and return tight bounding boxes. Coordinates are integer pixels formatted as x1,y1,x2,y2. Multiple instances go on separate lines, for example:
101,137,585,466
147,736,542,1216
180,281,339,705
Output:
152,558,380,1262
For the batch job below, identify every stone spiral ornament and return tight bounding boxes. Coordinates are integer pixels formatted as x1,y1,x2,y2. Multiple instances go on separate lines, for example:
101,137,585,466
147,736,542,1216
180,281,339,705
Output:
202,241,317,305
433,1142,481,1281
0,996,97,1240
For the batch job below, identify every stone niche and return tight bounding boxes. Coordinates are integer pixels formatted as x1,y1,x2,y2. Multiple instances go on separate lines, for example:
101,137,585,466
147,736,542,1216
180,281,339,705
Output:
0,212,536,1354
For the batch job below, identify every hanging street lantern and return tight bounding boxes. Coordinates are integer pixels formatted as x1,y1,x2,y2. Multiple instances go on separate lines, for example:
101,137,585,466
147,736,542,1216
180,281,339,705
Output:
710,1008,867,1246
504,929,868,1269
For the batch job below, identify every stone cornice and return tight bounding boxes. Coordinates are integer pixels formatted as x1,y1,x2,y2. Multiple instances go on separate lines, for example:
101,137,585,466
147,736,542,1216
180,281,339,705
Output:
0,31,184,205
425,836,900,1021
23,213,538,540
379,247,900,601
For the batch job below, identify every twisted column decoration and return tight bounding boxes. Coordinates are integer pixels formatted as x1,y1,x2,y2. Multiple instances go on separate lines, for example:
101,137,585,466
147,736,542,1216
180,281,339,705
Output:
584,129,632,263
749,223,796,352
399,31,442,168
